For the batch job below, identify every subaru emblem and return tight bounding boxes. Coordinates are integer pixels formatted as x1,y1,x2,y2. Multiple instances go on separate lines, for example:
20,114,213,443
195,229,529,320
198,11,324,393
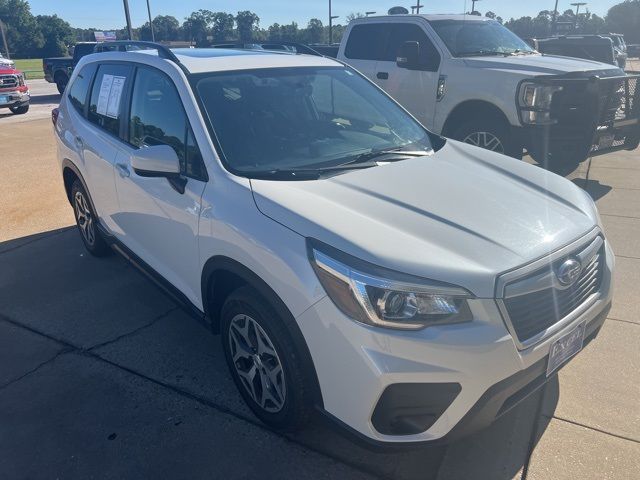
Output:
556,258,582,286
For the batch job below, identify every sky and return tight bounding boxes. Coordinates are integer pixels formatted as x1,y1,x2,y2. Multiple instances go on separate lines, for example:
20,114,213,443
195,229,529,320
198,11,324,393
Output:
27,1,622,30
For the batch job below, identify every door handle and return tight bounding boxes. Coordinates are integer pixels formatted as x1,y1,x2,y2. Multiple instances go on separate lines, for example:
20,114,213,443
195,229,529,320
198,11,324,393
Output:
74,136,84,149
115,163,130,178
377,72,389,80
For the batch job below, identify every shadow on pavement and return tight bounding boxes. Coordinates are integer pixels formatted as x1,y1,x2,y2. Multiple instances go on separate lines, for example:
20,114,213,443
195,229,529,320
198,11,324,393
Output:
29,93,61,105
572,178,613,201
0,227,557,480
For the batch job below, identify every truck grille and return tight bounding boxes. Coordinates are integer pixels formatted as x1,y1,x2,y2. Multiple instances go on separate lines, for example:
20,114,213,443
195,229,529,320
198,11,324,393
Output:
0,74,19,88
501,238,604,344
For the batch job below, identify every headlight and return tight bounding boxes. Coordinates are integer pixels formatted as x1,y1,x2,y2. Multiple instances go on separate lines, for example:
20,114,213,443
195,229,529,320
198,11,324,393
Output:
518,81,563,125
308,241,473,330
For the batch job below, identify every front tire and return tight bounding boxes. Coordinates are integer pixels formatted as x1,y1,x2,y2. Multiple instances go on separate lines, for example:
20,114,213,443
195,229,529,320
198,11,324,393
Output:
221,286,313,432
452,118,523,159
55,74,68,94
71,180,111,257
10,104,29,115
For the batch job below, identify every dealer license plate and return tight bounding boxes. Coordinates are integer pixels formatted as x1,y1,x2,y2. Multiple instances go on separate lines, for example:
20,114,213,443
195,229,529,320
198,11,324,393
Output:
546,322,586,377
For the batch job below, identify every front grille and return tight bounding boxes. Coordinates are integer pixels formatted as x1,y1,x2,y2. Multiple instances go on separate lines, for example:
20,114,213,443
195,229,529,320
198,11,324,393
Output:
0,74,18,88
503,243,604,343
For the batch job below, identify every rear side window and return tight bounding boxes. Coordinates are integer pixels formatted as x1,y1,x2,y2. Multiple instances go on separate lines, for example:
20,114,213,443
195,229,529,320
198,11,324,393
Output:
128,67,206,180
67,63,97,115
88,64,132,137
384,24,441,70
344,24,389,60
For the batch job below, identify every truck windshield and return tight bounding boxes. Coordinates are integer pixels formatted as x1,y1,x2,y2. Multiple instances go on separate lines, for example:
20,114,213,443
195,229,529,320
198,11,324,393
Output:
430,19,536,57
194,66,433,178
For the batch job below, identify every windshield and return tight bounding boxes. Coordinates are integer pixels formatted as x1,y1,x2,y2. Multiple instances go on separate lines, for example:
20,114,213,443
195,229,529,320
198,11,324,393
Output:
430,19,536,57
194,67,432,178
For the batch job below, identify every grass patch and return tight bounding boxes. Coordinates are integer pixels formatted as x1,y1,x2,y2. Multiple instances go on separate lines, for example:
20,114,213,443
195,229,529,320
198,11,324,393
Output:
13,59,44,80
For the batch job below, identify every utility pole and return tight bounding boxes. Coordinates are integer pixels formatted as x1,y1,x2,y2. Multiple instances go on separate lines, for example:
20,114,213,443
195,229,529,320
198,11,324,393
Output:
570,2,587,30
328,0,339,45
122,0,134,40
146,0,155,42
0,19,9,59
413,1,422,14
552,0,559,35
471,0,482,13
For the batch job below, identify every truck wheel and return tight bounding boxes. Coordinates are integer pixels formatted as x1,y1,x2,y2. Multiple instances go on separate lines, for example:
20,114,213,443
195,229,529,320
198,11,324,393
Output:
452,119,523,159
55,74,69,94
9,104,29,115
221,285,313,432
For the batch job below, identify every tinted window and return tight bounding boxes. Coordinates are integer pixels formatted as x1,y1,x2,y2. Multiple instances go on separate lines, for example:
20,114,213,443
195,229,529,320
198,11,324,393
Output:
195,67,432,177
129,67,205,180
67,63,97,115
88,64,132,137
384,24,441,70
345,24,389,60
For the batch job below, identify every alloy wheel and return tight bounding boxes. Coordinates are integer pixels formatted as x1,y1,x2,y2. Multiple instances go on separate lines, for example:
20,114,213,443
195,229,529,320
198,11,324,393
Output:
228,314,286,413
462,131,505,153
74,191,95,246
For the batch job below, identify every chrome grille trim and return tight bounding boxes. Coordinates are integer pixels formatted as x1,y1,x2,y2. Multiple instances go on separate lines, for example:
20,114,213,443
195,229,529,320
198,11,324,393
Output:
495,228,605,350
0,74,19,88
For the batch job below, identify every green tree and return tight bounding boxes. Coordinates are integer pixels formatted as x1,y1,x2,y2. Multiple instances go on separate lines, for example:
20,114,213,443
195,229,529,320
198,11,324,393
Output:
211,12,234,41
140,15,180,41
305,18,324,44
183,9,214,45
235,11,259,41
607,0,640,43
0,0,44,57
36,14,74,57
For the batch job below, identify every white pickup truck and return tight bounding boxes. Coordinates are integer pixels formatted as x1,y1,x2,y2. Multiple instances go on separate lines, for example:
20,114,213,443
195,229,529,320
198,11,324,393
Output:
335,14,640,170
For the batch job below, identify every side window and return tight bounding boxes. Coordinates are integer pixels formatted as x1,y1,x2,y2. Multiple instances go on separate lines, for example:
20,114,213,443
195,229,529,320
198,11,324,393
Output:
385,24,441,70
88,64,132,137
344,24,389,60
128,67,206,180
67,63,97,115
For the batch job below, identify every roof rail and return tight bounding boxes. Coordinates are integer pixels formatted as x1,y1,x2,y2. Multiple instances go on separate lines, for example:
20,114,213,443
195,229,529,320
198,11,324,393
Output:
94,40,189,74
211,41,323,57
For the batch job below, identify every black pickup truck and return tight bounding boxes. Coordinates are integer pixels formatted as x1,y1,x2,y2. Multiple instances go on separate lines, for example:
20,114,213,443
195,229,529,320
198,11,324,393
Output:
43,42,97,94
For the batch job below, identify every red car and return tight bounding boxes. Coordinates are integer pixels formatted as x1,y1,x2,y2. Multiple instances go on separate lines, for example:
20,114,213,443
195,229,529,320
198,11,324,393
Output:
0,66,30,115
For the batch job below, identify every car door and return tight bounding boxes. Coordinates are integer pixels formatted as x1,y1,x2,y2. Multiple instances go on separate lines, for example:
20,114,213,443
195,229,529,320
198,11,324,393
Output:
341,23,388,80
373,21,442,129
111,65,208,305
75,62,132,232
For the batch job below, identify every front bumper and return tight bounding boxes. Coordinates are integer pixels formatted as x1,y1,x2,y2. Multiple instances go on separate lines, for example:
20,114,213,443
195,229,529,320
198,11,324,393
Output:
0,90,30,108
297,240,614,445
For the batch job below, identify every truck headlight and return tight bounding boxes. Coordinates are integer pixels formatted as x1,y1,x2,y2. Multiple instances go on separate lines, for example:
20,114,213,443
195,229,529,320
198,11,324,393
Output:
518,82,563,125
308,241,473,330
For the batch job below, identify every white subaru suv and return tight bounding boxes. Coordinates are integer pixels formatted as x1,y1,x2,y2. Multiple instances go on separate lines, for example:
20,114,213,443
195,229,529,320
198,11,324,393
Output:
54,42,613,446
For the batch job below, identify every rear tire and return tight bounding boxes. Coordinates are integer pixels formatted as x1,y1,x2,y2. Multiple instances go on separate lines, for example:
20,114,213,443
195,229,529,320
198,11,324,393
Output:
221,286,313,432
451,118,523,159
55,74,68,94
71,179,111,257
9,104,29,115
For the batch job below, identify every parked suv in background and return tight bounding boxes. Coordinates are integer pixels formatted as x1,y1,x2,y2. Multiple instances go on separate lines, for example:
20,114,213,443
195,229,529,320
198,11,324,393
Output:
54,42,612,445
336,14,640,170
44,42,98,94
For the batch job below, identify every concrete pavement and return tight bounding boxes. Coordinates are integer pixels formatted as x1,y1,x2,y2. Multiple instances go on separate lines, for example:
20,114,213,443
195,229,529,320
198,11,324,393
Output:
0,83,638,480
0,79,60,124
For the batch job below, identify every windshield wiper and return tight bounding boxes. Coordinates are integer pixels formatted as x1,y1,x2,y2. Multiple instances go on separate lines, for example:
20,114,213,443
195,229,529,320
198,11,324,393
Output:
458,50,509,57
342,147,431,166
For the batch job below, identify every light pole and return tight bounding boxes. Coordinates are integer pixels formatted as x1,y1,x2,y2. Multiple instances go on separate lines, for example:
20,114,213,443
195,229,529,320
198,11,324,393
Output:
471,0,482,14
146,0,155,42
122,0,134,40
328,0,339,45
570,2,587,29
0,19,9,59
412,1,423,14
552,0,559,35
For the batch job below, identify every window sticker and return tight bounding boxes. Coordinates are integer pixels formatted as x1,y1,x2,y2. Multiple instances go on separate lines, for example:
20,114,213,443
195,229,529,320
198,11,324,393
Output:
96,74,126,119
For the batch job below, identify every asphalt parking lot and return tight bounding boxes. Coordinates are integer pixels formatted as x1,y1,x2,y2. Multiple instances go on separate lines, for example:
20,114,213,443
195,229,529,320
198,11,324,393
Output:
0,77,638,479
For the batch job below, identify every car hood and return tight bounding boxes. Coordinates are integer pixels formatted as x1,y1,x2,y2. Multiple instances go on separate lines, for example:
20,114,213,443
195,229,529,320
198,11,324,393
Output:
463,53,622,77
250,141,598,297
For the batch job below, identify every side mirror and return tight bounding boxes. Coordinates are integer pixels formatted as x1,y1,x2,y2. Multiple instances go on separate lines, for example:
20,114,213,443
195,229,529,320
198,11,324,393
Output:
131,144,180,177
397,41,421,69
